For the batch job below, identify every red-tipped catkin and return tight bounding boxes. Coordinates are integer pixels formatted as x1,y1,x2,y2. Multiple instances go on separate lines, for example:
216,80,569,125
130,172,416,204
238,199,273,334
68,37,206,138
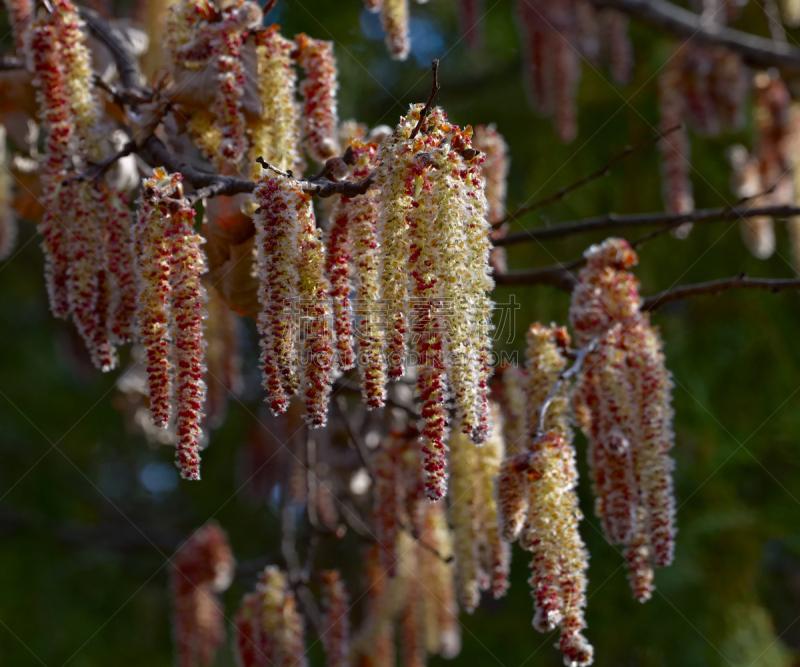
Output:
253,176,301,415
172,524,234,667
326,201,355,371
295,34,340,163
321,570,350,667
297,192,334,428
169,200,208,481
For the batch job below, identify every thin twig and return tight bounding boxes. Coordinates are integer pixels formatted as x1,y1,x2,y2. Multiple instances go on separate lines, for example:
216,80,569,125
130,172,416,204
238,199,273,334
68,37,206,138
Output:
79,8,147,98
494,125,682,228
493,264,579,291
62,140,136,185
494,204,800,246
408,59,441,140
642,274,800,311
535,336,600,436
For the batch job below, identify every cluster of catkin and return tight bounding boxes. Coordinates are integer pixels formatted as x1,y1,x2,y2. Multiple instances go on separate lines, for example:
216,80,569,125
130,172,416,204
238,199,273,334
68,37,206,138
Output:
570,238,676,602
496,324,593,667
171,524,234,667
375,105,494,500
234,566,309,667
352,511,460,665
516,0,632,142
364,0,489,60
166,0,338,171
25,0,138,371
727,72,800,265
659,40,747,224
253,104,495,503
135,169,209,480
448,403,510,612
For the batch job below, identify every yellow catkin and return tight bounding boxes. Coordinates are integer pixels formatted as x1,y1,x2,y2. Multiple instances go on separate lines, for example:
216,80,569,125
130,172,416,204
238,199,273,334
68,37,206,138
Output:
447,427,482,612
347,143,387,408
524,323,570,440
523,431,593,666
249,26,302,179
296,191,334,427
476,403,510,599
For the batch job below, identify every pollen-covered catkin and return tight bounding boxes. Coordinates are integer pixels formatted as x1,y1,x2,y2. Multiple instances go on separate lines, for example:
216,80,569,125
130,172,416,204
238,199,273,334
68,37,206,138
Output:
250,26,302,177
448,428,481,613
326,201,355,371
169,199,208,481
570,237,677,600
522,431,593,666
296,191,334,427
321,571,350,667
253,176,301,415
295,34,340,163
346,143,387,408
27,17,76,319
381,0,410,61
134,170,180,428
172,524,234,667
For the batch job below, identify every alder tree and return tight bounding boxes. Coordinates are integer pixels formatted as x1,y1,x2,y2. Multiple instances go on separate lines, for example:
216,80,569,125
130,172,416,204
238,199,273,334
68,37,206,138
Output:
4,0,800,665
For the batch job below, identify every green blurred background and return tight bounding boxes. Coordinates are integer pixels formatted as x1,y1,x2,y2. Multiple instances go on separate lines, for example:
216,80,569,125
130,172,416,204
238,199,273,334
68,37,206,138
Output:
3,0,800,665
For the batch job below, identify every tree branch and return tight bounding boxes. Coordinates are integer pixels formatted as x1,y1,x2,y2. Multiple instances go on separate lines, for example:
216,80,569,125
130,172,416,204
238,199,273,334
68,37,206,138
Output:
79,7,147,97
494,204,800,246
493,265,579,291
642,275,800,310
591,0,800,71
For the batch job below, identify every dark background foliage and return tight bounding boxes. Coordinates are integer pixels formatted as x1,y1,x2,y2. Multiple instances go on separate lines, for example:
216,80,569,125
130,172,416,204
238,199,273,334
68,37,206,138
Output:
2,0,800,665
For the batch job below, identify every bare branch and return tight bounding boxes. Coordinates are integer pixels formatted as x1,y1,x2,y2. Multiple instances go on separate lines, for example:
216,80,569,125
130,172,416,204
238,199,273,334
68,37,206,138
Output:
494,204,800,246
642,275,800,311
493,265,579,291
409,59,441,140
63,140,136,185
79,7,147,98
591,0,800,71
493,125,682,228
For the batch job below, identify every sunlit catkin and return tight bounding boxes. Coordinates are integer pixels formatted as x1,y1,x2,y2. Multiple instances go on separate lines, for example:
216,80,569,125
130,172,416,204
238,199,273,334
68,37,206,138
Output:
27,19,75,318
347,143,387,408
523,431,593,666
253,176,300,415
250,26,302,177
134,169,180,428
381,0,410,61
296,191,334,427
295,34,340,163
169,199,209,481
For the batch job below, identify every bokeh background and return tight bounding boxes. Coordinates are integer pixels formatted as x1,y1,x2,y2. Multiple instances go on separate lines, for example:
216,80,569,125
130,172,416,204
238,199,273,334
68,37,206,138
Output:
3,0,800,665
